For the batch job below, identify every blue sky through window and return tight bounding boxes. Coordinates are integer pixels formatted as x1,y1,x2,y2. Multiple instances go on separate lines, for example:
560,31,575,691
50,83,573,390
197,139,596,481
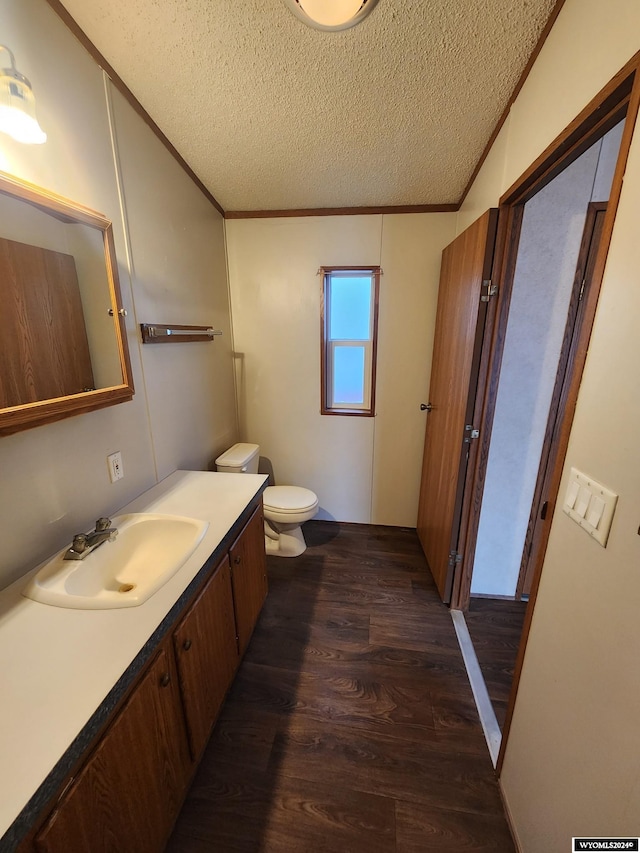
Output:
329,276,372,340
333,346,365,404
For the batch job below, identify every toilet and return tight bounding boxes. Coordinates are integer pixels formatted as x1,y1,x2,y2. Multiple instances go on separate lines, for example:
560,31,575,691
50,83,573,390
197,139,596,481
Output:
215,443,318,557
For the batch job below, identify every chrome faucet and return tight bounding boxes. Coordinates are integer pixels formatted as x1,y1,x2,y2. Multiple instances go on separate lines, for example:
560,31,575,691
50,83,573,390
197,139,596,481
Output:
64,518,119,561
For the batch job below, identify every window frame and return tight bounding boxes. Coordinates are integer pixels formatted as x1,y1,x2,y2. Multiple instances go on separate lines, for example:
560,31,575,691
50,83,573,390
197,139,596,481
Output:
320,265,380,417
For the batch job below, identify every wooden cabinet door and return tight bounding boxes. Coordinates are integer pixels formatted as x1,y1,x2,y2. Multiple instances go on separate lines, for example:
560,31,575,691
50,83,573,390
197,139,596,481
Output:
0,237,95,407
173,556,238,760
229,505,268,656
35,647,189,853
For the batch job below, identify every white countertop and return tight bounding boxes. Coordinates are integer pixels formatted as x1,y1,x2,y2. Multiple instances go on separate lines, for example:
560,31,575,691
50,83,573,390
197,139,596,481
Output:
0,470,267,844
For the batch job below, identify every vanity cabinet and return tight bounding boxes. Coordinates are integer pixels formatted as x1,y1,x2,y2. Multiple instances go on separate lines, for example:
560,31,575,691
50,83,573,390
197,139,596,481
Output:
34,646,189,853
229,502,268,655
21,498,268,853
173,555,239,760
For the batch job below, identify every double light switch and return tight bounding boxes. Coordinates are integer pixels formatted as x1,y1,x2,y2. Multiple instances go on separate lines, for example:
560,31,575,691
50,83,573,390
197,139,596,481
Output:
562,467,618,547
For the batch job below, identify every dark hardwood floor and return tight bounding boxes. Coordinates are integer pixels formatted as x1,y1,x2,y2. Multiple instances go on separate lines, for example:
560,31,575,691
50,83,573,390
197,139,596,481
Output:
167,521,515,852
465,598,528,729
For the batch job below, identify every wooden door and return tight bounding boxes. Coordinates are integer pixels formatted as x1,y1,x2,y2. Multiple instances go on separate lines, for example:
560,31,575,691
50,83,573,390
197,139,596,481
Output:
517,202,607,596
229,504,268,656
35,646,189,853
0,237,94,407
417,210,498,602
173,556,239,760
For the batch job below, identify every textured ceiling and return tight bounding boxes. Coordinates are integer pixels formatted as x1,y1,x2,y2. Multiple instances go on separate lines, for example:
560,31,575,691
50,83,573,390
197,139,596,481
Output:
57,0,558,212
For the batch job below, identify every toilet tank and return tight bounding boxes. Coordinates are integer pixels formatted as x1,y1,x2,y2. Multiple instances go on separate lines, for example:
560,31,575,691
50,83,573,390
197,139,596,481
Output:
215,443,260,474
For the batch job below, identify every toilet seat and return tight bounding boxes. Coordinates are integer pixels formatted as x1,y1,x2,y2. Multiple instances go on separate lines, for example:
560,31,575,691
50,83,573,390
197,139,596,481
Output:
263,485,318,524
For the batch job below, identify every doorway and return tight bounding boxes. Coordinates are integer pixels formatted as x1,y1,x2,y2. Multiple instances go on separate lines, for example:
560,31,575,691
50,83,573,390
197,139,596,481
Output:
416,54,640,766
460,122,623,751
469,124,622,604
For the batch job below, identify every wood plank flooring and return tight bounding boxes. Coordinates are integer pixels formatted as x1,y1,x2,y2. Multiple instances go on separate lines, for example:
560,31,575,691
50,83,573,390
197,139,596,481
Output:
464,598,528,729
167,521,515,852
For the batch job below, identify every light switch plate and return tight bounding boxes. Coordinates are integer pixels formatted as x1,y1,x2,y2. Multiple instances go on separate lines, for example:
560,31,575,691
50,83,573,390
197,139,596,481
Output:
562,467,617,547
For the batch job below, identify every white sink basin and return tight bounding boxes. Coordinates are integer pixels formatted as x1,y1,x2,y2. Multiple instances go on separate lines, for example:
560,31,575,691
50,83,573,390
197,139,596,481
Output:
22,513,209,609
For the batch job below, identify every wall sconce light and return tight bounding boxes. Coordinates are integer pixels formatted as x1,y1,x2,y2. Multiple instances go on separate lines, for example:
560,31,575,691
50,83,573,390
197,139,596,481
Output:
283,0,379,31
0,45,46,144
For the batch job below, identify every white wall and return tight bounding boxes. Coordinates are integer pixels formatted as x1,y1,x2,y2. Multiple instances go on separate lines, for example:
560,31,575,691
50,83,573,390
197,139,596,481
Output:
456,0,640,848
225,213,456,527
108,84,237,479
0,0,236,589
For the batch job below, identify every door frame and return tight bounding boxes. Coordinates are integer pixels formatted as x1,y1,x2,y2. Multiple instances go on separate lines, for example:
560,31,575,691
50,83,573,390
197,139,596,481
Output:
446,51,640,768
516,200,608,598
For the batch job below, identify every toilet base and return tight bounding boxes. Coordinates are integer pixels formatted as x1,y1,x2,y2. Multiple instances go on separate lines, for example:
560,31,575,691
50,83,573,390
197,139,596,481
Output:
264,523,307,557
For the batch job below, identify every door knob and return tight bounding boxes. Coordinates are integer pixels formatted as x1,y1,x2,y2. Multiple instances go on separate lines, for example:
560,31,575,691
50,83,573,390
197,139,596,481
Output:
420,403,433,412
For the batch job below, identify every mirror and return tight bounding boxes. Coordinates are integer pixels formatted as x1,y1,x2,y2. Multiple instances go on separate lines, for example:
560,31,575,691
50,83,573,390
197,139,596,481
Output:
0,171,133,435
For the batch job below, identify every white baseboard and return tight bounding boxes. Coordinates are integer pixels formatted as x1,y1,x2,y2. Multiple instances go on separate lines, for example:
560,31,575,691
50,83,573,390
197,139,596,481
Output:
499,779,524,853
470,593,518,600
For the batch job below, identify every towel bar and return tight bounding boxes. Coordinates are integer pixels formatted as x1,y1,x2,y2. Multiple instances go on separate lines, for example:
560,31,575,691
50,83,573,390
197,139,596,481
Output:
140,323,222,343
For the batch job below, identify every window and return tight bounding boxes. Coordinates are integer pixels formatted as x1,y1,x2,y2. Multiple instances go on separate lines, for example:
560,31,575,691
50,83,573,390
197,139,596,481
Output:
321,266,380,416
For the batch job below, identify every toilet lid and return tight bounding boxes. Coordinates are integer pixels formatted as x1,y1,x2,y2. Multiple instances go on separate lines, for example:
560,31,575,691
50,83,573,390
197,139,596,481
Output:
263,485,318,514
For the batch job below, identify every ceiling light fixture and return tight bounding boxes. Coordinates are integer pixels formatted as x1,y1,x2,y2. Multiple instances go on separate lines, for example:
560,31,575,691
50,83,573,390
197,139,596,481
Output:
283,0,379,31
0,45,46,144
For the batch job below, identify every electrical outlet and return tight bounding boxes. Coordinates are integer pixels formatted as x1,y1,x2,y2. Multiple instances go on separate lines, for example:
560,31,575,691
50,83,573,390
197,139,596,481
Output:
107,451,124,483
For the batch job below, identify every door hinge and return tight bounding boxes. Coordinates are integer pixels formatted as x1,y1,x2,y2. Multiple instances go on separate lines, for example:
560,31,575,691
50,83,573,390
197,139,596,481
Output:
480,279,498,302
578,277,586,302
463,424,480,443
448,550,463,567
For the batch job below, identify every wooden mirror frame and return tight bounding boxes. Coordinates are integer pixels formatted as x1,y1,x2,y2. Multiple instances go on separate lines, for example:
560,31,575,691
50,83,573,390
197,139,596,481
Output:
0,171,134,436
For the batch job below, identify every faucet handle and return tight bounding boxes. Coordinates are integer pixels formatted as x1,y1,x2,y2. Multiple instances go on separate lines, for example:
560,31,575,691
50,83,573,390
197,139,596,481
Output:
72,534,88,553
94,517,112,532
